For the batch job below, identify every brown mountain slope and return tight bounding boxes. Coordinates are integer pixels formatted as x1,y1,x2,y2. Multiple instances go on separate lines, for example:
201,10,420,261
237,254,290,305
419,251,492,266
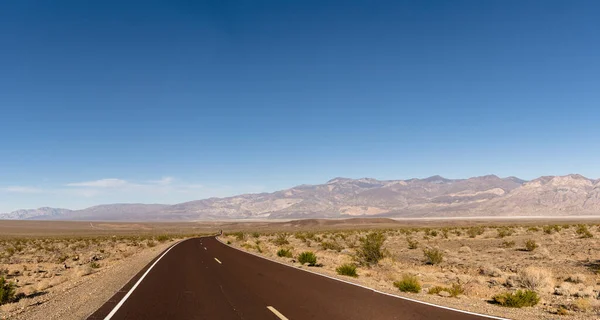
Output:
3,174,600,221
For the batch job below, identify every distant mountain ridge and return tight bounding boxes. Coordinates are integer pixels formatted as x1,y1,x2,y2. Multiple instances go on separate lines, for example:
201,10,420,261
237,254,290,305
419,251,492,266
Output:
2,174,600,221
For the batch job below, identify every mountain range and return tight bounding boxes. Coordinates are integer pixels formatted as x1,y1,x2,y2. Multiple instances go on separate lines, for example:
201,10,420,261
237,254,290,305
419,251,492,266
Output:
2,174,600,221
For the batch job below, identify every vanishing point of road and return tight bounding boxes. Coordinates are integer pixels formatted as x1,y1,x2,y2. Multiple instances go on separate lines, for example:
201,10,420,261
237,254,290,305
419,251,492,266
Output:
89,236,503,320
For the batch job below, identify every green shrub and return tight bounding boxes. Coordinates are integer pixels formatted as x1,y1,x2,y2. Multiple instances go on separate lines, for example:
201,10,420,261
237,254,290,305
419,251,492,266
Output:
355,232,386,266
394,274,421,293
298,251,317,266
423,248,444,265
527,226,539,232
524,239,538,251
90,261,101,269
273,233,290,246
252,232,261,238
147,240,156,247
0,277,16,305
336,264,358,277
406,238,418,249
576,225,593,238
277,248,293,258
492,290,540,308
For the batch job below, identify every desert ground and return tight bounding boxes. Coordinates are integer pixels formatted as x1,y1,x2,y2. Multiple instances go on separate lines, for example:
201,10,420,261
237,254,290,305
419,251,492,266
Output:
220,219,600,320
1,218,600,319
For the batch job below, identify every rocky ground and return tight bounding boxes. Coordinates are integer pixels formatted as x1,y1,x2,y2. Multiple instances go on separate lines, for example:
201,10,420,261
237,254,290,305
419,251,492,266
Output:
220,224,600,320
0,235,179,319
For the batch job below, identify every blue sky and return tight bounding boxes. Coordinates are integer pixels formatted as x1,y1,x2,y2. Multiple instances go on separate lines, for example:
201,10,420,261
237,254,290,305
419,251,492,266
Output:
1,0,599,211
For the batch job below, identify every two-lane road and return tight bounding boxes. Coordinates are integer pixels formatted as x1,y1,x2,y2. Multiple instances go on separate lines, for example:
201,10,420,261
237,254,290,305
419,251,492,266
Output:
89,237,502,320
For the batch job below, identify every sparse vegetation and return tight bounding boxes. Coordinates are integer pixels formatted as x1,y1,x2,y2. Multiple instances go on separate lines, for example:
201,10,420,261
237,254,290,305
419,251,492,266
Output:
336,264,358,277
543,225,561,234
492,290,540,308
231,232,245,241
576,224,593,238
524,239,538,251
273,233,290,246
156,235,171,242
423,248,443,265
355,232,386,266
497,227,514,238
406,237,418,249
467,226,485,238
502,240,516,248
519,267,553,292
298,251,317,266
0,277,16,305
225,222,599,318
428,283,464,297
320,240,343,252
394,274,421,293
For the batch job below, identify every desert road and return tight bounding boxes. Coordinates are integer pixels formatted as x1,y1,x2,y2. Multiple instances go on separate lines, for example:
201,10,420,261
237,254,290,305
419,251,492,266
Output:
89,237,501,320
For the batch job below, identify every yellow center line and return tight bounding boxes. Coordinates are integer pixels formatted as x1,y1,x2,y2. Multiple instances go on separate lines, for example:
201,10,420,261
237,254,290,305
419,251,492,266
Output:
267,306,289,320
214,257,222,264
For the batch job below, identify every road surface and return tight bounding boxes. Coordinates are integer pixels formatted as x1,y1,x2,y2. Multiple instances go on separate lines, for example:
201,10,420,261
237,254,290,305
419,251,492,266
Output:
89,236,500,320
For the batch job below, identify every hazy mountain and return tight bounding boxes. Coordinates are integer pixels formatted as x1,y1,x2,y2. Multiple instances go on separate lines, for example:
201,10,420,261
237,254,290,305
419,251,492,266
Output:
3,174,600,221
0,207,72,220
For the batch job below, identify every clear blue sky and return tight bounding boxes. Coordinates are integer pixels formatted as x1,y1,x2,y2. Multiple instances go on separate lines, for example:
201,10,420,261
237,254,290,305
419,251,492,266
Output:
1,0,599,211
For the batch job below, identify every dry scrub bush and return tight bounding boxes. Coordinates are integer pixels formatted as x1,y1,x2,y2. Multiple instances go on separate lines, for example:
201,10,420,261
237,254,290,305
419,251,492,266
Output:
572,298,591,312
273,233,290,246
406,238,419,250
320,240,343,252
502,240,516,248
423,248,444,265
519,267,553,292
428,283,465,297
524,239,538,251
576,225,593,238
567,274,586,284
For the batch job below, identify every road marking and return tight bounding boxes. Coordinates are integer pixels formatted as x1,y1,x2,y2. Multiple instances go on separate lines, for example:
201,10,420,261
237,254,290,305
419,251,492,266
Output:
103,239,187,320
214,257,222,264
204,247,207,250
267,306,289,320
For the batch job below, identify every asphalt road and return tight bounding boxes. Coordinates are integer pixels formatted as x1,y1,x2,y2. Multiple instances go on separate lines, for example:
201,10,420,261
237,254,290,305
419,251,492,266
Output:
89,236,499,320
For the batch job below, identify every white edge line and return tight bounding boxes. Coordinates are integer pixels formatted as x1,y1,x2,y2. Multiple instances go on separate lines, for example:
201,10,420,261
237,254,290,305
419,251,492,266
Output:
267,306,289,320
104,237,209,320
216,236,509,320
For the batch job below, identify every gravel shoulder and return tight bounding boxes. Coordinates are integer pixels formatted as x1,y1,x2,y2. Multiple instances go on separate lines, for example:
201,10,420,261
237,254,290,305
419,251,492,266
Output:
0,240,175,320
